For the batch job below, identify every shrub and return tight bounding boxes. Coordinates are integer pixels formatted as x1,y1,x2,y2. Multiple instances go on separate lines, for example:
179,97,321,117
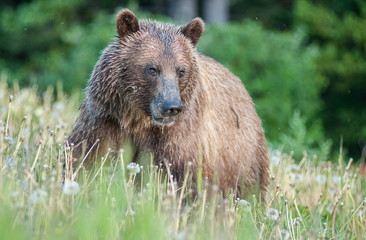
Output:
294,0,366,159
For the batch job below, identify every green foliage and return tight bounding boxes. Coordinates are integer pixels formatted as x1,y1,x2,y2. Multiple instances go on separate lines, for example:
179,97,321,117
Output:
279,110,332,160
0,0,86,92
229,0,295,29
198,21,325,147
0,0,158,94
294,0,366,158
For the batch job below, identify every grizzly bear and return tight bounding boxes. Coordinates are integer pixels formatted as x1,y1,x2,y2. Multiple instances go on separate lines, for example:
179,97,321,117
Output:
68,9,269,200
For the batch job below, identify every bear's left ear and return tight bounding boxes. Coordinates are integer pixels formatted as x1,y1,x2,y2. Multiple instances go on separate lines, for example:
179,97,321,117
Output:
181,18,204,47
117,9,140,40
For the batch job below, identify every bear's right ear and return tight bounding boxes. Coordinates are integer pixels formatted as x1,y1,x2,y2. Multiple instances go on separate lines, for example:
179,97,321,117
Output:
117,9,140,40
181,18,204,47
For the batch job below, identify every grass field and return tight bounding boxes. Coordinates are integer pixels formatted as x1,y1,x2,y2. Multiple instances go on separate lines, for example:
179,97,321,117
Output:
0,82,365,239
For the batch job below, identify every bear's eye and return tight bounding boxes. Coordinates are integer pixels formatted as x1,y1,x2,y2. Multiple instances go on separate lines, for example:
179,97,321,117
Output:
149,67,157,76
177,66,186,78
178,70,185,78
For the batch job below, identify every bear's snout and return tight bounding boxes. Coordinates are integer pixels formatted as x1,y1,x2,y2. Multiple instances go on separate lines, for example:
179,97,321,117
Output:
162,100,182,117
150,78,182,126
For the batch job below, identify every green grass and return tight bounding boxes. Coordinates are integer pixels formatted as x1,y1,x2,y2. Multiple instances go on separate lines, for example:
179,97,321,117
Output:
0,81,365,239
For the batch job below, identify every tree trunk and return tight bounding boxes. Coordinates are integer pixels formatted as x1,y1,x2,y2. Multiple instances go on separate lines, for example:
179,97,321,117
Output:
203,0,229,23
168,0,197,22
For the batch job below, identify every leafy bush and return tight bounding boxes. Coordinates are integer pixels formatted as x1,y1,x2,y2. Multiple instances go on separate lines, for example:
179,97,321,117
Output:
294,0,366,159
198,21,326,153
279,110,332,160
0,0,159,94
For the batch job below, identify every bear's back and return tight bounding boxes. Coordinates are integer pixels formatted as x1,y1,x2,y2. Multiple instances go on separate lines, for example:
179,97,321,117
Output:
195,53,267,193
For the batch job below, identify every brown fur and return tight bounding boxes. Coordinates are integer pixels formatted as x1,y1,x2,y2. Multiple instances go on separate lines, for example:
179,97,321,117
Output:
68,9,269,200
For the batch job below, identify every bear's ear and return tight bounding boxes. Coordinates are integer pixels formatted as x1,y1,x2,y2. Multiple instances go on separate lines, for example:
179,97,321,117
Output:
181,18,204,47
117,9,140,40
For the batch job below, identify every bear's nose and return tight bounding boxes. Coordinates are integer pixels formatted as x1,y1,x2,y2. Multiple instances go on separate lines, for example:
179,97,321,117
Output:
163,102,182,117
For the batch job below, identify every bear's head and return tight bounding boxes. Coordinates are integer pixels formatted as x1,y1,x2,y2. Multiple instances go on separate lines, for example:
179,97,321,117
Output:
115,9,204,127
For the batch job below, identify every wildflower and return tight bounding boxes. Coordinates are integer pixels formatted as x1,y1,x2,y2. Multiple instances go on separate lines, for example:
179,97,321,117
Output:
315,174,327,184
279,229,290,240
237,199,251,212
266,208,279,221
127,162,141,175
30,189,48,204
270,150,281,166
63,181,80,195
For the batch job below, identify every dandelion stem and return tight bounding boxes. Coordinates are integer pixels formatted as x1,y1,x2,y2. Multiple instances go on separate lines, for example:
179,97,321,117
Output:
175,167,190,232
107,160,119,196
87,150,109,187
72,139,100,180
5,95,13,137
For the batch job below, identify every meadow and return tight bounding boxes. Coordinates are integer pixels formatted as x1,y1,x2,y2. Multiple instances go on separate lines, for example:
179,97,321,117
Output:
0,81,365,239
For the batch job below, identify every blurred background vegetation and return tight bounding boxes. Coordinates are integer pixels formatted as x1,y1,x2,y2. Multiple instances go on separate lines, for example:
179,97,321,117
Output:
0,0,365,161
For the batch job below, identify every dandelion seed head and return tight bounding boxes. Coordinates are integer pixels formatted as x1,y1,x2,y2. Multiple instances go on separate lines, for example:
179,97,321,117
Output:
127,162,141,175
266,208,280,221
30,189,48,204
126,208,135,216
63,181,80,195
5,137,15,146
5,157,16,168
332,175,341,184
315,174,327,184
290,173,303,184
238,199,251,212
291,217,301,226
288,163,299,172
111,197,116,208
19,179,29,190
326,204,333,213
176,231,187,240
279,229,290,240
11,191,20,198
270,150,281,166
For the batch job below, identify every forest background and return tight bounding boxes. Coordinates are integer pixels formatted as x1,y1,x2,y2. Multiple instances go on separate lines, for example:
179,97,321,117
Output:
0,0,365,161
